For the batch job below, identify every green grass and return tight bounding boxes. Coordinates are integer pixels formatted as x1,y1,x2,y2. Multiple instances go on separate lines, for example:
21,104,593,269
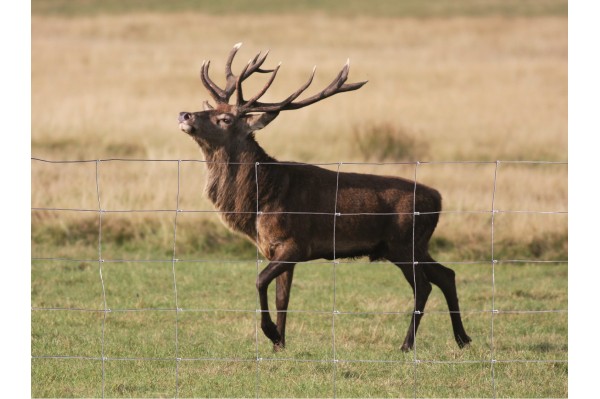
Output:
32,220,567,397
32,0,568,17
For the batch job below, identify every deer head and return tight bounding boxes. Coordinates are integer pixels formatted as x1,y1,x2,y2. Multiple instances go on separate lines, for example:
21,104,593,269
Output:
178,43,367,148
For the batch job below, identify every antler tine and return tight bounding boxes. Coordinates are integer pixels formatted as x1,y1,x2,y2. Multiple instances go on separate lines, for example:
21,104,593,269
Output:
250,51,262,66
310,59,350,97
284,77,367,111
281,60,368,110
235,60,253,106
224,44,275,103
242,49,273,79
225,42,243,80
266,65,317,109
242,60,367,113
200,60,228,103
310,62,348,92
234,49,277,107
222,43,243,102
239,62,282,109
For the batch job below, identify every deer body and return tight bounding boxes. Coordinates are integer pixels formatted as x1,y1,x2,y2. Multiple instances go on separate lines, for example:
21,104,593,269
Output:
179,43,471,351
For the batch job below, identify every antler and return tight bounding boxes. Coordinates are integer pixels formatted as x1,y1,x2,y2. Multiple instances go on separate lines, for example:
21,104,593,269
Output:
200,42,277,105
199,43,367,113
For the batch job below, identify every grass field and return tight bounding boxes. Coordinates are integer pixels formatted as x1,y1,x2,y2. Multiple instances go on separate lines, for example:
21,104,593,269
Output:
31,0,567,397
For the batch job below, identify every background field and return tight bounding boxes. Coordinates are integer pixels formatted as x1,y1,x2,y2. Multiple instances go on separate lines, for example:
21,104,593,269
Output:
31,0,568,397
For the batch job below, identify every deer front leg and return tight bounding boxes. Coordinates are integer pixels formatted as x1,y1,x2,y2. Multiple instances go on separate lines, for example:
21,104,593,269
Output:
274,266,295,351
256,260,296,349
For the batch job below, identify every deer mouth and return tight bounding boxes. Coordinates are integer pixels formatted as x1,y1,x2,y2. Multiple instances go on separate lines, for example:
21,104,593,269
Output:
179,122,195,134
178,112,195,134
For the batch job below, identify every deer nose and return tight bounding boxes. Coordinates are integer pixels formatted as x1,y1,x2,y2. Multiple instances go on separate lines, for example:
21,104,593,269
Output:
178,112,192,123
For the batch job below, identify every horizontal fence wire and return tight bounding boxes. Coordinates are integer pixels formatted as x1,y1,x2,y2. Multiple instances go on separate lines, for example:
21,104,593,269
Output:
31,157,568,398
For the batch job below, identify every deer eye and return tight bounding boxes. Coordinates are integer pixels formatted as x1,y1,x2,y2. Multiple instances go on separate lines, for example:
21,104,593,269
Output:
216,114,233,128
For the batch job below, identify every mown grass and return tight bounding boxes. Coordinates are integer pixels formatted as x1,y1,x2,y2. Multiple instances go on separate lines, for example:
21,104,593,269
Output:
31,2,567,397
32,232,567,397
32,210,567,397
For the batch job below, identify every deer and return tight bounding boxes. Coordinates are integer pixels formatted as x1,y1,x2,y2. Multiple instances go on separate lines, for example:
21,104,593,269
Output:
177,43,471,352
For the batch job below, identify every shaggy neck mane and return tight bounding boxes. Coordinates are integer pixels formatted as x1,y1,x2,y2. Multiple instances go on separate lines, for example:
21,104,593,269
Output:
198,136,276,240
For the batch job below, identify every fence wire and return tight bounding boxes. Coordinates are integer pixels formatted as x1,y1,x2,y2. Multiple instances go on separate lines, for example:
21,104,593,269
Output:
31,157,568,398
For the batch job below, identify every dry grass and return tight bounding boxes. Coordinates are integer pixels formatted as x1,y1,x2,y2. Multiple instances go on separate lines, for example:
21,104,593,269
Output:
32,13,567,251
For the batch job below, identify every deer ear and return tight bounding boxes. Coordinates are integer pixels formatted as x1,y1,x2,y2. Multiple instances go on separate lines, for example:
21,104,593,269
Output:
202,101,214,111
243,112,280,133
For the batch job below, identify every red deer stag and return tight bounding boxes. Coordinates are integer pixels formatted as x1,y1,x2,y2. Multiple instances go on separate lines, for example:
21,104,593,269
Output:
178,43,471,352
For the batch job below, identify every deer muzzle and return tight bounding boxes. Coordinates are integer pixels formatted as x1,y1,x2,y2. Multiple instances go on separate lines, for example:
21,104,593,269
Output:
178,112,194,134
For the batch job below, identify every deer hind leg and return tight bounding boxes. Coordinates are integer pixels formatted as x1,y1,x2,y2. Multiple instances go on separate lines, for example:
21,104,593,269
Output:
274,266,295,351
422,254,472,348
390,255,433,352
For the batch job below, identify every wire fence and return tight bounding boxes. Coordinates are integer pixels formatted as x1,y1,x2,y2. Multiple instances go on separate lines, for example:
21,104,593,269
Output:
31,157,568,398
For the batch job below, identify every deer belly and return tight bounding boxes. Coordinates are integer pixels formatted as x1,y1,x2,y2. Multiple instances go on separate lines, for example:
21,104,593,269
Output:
309,214,392,260
256,212,401,261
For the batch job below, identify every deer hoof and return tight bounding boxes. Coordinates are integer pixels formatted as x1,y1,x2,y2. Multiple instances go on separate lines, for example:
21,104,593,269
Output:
400,343,412,352
273,342,286,352
261,321,281,344
456,334,472,349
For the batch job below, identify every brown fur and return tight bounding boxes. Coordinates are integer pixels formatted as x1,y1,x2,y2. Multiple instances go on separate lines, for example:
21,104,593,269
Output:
177,45,470,351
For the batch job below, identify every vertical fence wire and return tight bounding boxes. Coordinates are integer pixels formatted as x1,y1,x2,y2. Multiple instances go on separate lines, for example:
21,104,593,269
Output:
332,162,343,398
31,157,568,398
411,161,420,399
254,161,262,399
490,160,500,398
171,160,182,397
94,160,108,399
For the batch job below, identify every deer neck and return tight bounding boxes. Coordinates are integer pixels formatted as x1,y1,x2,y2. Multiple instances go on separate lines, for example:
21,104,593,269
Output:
201,138,275,240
